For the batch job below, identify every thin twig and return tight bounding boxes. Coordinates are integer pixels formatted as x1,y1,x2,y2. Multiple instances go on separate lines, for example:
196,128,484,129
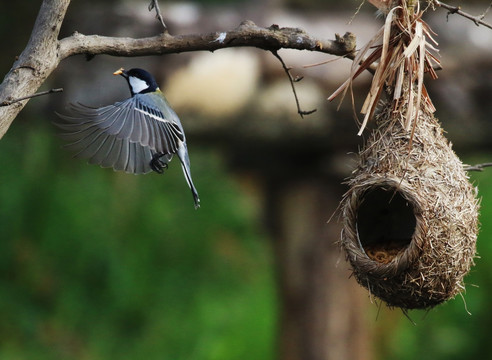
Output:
0,88,63,107
434,0,492,30
349,0,367,25
479,1,492,20
303,56,343,68
270,50,317,118
463,162,492,172
148,0,167,31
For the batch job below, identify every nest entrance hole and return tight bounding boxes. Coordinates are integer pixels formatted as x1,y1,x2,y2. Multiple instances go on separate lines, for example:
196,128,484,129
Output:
356,187,416,264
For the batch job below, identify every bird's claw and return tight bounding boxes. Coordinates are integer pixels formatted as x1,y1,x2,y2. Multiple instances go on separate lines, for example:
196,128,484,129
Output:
150,153,168,174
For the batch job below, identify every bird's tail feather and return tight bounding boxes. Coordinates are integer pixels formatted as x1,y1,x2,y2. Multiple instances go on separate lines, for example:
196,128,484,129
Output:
177,144,200,209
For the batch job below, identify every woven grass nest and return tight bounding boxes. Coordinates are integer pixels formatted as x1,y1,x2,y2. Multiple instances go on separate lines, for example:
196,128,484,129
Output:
340,101,479,309
329,0,480,310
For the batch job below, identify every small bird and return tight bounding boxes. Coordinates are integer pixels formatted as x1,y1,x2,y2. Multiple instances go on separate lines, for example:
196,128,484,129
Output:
56,67,200,209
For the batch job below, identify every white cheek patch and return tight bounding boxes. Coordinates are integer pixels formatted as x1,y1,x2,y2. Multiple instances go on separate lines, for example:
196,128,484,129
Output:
129,76,149,94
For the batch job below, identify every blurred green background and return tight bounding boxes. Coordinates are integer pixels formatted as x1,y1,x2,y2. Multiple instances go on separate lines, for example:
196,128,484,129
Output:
0,118,276,360
2,0,492,359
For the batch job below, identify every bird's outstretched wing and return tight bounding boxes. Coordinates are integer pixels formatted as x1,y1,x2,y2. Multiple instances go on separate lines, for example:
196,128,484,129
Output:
55,95,180,174
55,94,199,208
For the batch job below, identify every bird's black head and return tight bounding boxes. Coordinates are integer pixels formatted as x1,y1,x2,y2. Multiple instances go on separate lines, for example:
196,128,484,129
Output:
114,68,159,96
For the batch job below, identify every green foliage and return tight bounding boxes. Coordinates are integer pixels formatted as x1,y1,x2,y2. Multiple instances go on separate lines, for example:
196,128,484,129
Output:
0,119,275,360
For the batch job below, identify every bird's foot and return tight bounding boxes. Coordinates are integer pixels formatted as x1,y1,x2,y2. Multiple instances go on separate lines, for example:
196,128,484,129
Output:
150,153,168,174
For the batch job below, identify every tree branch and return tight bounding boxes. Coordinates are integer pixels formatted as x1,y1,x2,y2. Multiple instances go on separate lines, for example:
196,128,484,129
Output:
271,50,317,118
464,162,492,172
434,0,492,30
0,0,356,140
148,0,168,31
0,0,70,138
0,88,63,106
58,22,356,60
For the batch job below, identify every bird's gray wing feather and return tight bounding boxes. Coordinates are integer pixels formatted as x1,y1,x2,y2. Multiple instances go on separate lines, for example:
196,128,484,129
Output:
131,94,185,154
55,95,183,174
58,96,184,155
56,114,156,175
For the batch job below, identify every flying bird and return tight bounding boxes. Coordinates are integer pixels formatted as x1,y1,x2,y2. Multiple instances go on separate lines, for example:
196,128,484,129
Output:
56,68,200,209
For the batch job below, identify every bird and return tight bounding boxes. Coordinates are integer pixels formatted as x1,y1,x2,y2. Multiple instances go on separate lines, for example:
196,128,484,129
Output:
55,67,200,209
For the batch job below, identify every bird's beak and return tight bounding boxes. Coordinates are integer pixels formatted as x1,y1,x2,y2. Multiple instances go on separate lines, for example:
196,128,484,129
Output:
113,68,125,76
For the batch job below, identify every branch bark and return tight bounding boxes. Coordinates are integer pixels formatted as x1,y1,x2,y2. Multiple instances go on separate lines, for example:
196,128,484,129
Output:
0,0,356,139
58,22,356,59
0,0,70,138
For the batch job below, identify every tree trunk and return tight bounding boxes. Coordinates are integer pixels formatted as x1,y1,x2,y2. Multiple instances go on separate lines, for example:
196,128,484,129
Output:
267,178,370,360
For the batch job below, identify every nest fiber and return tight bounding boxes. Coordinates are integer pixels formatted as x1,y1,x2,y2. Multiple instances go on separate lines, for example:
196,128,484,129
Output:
340,102,479,309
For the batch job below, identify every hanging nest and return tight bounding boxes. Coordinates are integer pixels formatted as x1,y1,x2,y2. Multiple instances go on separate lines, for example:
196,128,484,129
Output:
340,100,479,309
329,1,480,309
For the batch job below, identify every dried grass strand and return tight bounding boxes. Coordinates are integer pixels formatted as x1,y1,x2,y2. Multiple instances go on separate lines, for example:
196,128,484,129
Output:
328,0,441,135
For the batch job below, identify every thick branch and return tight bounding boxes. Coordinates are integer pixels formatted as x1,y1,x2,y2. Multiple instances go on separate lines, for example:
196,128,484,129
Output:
0,0,70,138
0,0,356,140
59,21,356,60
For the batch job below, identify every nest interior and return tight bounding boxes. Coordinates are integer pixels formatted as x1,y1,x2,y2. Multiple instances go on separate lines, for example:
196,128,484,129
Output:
340,102,479,310
357,186,416,264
